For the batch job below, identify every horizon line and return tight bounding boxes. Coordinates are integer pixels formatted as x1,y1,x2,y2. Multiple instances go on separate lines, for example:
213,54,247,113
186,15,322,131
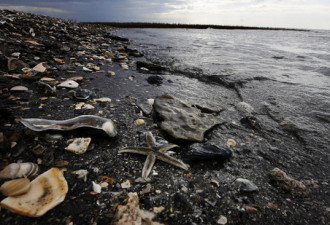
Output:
80,22,309,32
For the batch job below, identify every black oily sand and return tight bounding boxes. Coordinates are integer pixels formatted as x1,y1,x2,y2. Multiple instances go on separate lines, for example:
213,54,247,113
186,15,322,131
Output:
0,10,329,225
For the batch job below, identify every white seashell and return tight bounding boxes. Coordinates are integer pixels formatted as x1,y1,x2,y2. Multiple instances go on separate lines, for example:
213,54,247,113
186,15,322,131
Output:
94,97,111,103
121,180,131,189
65,137,91,154
0,178,31,196
58,80,79,89
10,86,28,91
134,119,145,126
72,169,88,182
0,163,39,179
0,168,68,217
236,102,255,114
121,63,128,70
83,66,93,72
33,62,47,73
147,99,155,105
19,115,117,137
92,181,101,193
217,215,228,225
226,139,237,147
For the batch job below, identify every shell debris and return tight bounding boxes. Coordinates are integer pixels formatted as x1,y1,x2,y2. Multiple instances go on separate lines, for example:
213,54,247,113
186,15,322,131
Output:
0,162,39,179
0,168,68,217
65,137,91,154
0,178,31,197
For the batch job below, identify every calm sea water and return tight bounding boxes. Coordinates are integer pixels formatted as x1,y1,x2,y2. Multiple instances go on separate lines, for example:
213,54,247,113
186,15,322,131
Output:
115,28,330,92
114,28,330,142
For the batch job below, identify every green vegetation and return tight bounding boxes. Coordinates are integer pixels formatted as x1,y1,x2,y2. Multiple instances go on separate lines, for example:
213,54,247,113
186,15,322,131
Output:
80,22,307,31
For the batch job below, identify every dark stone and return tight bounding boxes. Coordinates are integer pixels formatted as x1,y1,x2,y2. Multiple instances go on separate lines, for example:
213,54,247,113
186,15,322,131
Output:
154,94,224,141
185,143,233,161
136,61,165,71
240,116,261,130
147,75,163,85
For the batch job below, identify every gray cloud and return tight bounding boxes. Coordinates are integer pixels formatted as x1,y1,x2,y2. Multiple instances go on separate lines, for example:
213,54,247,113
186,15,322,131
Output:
0,0,329,29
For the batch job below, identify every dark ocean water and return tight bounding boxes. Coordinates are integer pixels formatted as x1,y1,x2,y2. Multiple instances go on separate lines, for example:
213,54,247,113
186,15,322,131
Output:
114,28,330,146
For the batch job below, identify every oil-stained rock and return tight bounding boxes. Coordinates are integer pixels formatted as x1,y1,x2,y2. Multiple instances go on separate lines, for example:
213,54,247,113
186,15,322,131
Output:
154,94,225,142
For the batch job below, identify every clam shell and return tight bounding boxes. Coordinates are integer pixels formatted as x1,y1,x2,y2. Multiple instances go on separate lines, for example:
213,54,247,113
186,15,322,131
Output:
0,178,31,196
19,115,117,137
0,163,39,179
0,168,68,217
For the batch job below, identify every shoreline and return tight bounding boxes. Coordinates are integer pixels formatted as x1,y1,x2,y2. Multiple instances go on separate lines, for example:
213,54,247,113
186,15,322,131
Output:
0,10,329,225
80,22,308,31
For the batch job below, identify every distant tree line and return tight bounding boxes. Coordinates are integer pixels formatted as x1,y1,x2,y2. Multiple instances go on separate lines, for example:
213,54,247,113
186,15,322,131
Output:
80,22,307,31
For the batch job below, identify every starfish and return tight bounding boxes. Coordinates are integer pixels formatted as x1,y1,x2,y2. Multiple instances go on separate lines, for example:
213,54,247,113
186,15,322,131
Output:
119,131,189,179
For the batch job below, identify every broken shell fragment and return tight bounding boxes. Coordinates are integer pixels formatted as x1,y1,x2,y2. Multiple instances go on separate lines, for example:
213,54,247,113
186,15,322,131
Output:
0,162,39,179
92,181,101,193
112,192,164,225
33,62,47,73
94,97,111,103
58,80,79,89
65,137,91,154
19,115,117,137
0,168,68,217
10,86,29,91
0,178,31,196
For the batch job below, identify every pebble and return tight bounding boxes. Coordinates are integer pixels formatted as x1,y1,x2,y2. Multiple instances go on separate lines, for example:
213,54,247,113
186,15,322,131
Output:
236,102,255,114
234,178,259,192
269,168,309,197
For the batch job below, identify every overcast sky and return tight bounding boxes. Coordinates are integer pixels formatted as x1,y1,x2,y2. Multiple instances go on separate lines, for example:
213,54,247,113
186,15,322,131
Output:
0,0,329,29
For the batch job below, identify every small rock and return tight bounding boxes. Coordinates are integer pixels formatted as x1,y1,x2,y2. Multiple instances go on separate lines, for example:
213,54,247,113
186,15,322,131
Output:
154,94,225,142
244,205,258,214
236,102,255,114
147,75,163,85
269,168,309,197
234,178,259,192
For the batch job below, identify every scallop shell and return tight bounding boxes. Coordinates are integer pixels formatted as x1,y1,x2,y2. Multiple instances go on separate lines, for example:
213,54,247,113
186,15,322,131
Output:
0,163,39,179
0,178,31,196
19,115,117,137
0,168,68,217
